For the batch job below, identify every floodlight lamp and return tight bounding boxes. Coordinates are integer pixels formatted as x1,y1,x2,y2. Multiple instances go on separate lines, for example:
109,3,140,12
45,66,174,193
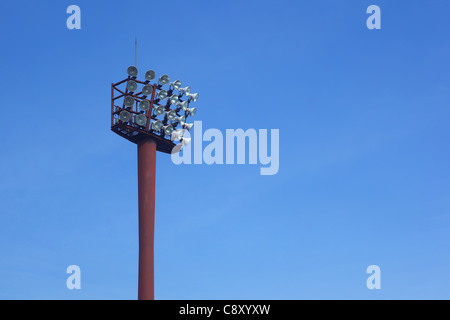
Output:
127,66,138,77
154,105,165,116
181,137,191,146
145,70,156,81
187,92,199,102
163,125,174,136
171,129,185,141
176,115,186,125
127,80,138,92
186,107,197,117
167,110,177,121
135,114,147,126
157,90,168,100
179,86,191,95
170,95,179,105
159,74,170,86
139,100,150,111
170,80,182,91
151,120,163,131
142,85,153,96
124,96,135,107
176,101,189,111
119,110,131,122
183,123,194,131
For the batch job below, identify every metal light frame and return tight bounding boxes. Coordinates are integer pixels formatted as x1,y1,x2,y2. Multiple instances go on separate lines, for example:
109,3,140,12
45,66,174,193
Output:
111,71,195,154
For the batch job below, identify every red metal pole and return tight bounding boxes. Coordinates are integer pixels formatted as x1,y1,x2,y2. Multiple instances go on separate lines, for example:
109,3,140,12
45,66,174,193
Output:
137,138,157,300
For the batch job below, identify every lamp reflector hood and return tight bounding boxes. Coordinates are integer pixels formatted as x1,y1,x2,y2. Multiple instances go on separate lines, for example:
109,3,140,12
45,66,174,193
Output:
176,115,186,125
171,129,185,141
127,80,138,92
139,100,150,111
142,85,153,96
167,110,177,121
159,74,170,85
171,80,182,91
176,101,189,111
151,120,163,131
187,92,199,102
135,114,147,126
124,96,135,107
179,86,191,95
145,70,156,81
186,107,197,117
127,66,138,77
181,137,191,146
119,110,131,122
154,105,165,116
170,95,179,105
157,90,167,100
163,125,174,136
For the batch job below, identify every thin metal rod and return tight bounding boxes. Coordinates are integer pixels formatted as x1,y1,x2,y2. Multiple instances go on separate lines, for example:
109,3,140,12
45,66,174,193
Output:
145,84,157,131
135,37,138,68
111,83,114,127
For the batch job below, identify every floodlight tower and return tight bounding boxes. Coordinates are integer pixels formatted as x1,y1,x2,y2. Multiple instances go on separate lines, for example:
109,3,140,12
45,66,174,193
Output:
111,66,198,300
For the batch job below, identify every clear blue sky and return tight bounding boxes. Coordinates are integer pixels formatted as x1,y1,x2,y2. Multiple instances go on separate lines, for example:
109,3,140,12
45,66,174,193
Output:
0,0,449,299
